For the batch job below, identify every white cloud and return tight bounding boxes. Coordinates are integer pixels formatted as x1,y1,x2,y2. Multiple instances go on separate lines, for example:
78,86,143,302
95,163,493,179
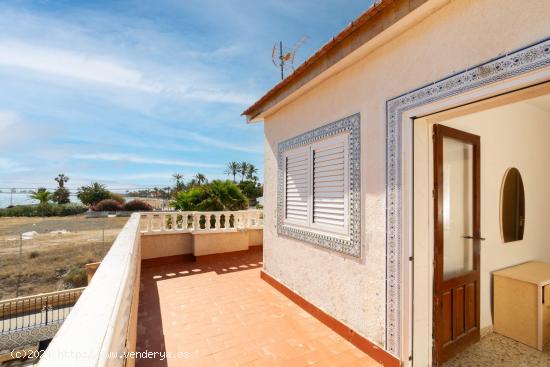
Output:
0,158,30,172
0,38,256,105
73,153,224,169
0,40,159,92
186,132,263,153
0,111,19,132
0,109,53,148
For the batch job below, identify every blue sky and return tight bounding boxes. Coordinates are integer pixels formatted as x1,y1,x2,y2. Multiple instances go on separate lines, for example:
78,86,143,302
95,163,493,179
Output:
0,0,372,190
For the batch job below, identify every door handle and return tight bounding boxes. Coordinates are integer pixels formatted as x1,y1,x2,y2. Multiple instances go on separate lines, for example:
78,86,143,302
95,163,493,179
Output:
463,235,486,241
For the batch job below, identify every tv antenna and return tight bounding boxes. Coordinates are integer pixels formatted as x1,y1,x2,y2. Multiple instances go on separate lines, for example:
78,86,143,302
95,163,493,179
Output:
272,35,308,80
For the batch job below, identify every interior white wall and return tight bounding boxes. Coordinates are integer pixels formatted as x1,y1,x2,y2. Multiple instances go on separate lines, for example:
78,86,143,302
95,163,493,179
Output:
413,94,550,365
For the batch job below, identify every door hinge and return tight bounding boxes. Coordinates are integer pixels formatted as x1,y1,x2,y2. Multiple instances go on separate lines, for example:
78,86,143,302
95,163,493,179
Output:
432,189,435,198
409,256,414,261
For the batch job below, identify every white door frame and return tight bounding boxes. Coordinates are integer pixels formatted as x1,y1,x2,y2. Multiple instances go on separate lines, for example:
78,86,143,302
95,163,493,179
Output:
402,67,550,367
383,37,550,363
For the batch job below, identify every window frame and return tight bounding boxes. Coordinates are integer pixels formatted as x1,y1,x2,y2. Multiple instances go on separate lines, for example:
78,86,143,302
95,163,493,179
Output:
277,113,361,257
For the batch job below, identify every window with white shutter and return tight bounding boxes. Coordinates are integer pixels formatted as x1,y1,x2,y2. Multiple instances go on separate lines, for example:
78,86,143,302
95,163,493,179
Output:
283,134,349,235
277,113,360,257
311,135,348,234
284,146,310,225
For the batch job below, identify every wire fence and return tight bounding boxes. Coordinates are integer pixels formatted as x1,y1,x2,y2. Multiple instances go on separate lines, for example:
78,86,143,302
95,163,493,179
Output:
0,288,84,334
0,216,129,301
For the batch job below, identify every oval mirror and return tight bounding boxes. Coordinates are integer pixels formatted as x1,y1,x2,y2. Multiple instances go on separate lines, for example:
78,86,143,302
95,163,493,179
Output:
500,167,525,242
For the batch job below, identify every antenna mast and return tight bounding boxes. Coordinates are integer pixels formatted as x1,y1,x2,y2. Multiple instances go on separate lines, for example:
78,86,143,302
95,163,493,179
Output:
272,36,308,80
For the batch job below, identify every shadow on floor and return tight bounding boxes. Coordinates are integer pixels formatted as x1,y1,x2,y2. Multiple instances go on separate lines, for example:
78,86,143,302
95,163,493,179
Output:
135,247,263,367
141,246,263,280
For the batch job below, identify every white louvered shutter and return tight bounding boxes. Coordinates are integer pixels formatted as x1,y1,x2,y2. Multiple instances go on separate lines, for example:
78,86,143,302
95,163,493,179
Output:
312,136,348,232
284,147,310,224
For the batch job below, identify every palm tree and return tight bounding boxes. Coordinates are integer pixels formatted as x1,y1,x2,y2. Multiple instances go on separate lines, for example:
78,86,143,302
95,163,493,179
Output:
239,161,249,183
172,173,184,192
29,188,52,205
224,162,240,183
195,173,207,185
246,164,258,182
54,173,69,188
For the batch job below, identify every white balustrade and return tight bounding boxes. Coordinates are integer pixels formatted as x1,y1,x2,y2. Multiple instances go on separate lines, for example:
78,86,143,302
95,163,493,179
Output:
140,209,263,235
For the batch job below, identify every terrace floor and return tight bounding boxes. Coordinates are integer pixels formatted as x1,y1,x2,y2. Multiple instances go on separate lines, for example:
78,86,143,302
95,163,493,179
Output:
136,247,380,367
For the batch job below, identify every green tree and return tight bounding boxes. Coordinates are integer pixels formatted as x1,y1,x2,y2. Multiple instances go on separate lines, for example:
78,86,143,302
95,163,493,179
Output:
195,173,207,185
246,164,259,183
52,187,70,204
77,182,111,207
29,188,52,205
172,173,184,192
53,173,70,204
170,180,248,211
238,181,263,201
239,161,249,183
224,161,240,183
54,173,69,188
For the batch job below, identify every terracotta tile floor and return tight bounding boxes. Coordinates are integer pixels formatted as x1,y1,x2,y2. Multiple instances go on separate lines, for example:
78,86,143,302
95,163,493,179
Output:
136,247,380,367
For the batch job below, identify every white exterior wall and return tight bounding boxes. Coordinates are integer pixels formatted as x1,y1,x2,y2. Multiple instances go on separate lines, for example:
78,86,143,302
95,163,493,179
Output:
262,0,550,347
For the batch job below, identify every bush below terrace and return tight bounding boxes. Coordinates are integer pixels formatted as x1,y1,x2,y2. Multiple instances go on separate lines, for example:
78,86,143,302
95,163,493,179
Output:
0,204,88,217
93,199,123,212
123,199,153,211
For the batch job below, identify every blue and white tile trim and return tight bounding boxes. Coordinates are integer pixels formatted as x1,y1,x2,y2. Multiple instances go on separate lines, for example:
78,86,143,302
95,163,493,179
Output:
277,113,361,257
385,37,550,356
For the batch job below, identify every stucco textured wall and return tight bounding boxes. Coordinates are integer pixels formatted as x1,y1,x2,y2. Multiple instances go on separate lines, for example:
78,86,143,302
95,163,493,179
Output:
141,233,193,259
262,0,550,347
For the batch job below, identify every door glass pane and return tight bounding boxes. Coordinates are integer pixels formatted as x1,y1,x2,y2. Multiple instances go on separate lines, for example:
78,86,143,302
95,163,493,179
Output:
443,137,474,280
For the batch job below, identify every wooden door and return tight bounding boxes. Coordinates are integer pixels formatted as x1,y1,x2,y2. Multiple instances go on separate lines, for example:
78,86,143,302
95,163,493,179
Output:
433,124,481,365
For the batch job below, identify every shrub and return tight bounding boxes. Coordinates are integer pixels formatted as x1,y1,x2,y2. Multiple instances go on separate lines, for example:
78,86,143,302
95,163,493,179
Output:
29,251,40,259
238,180,263,201
110,192,126,204
123,199,153,211
29,188,52,205
77,182,111,206
64,267,87,288
52,187,71,204
170,180,248,211
0,203,88,217
93,199,123,212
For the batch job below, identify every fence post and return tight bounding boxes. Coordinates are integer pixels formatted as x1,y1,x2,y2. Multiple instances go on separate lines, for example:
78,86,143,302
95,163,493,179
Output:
16,233,22,298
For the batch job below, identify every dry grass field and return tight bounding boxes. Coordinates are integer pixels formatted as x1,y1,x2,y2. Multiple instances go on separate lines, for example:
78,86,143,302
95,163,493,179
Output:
0,215,128,300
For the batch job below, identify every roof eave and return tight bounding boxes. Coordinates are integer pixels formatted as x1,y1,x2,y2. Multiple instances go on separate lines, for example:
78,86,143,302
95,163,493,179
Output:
242,0,431,121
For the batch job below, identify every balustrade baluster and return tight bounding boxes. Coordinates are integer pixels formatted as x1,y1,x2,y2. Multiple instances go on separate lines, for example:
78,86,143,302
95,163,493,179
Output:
193,213,199,231
215,214,221,230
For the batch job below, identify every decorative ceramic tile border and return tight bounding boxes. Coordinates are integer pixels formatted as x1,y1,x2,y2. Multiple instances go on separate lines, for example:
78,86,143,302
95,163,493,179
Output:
0,323,61,352
385,37,550,355
277,113,361,257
